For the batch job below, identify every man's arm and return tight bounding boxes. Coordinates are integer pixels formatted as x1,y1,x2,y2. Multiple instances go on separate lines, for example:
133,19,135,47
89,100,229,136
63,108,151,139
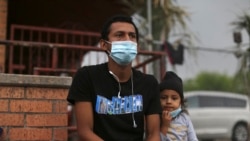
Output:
145,114,161,141
74,102,104,141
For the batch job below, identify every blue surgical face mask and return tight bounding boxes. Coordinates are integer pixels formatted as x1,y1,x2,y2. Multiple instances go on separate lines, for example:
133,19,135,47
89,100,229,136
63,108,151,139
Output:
106,40,137,65
170,106,182,118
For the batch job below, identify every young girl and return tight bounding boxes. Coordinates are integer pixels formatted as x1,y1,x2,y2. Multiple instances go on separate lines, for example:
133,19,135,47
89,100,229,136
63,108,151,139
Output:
159,71,198,141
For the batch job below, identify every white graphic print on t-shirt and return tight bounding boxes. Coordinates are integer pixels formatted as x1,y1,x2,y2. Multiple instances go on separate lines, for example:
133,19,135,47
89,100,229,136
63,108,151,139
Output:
95,95,143,115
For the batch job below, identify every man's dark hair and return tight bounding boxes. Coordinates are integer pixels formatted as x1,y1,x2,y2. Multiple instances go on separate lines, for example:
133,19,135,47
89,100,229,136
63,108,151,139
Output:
101,15,139,42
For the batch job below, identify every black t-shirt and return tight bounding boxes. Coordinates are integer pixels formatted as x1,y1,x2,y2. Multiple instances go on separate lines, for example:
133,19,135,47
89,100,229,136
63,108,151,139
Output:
67,63,161,141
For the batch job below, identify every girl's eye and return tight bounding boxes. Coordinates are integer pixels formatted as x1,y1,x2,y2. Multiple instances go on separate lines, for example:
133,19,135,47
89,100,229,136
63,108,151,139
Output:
160,96,166,99
160,96,168,100
172,97,179,100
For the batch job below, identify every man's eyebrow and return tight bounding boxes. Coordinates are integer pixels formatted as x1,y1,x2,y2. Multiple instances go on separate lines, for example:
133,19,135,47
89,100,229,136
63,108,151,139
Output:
129,32,136,34
114,30,135,33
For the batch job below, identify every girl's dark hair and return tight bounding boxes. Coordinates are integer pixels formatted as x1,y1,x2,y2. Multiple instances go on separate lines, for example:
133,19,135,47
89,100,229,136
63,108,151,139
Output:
101,15,139,42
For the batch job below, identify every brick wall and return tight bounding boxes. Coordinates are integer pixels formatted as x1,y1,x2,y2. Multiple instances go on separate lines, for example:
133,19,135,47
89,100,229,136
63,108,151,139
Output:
0,74,72,141
0,0,7,72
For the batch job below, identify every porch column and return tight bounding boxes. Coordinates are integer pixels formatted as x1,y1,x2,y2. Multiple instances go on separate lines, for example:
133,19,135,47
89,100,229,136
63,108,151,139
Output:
0,0,7,73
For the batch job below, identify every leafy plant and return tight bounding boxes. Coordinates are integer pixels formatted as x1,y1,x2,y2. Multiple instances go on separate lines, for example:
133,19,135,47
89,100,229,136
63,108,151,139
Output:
184,71,249,95
231,12,250,95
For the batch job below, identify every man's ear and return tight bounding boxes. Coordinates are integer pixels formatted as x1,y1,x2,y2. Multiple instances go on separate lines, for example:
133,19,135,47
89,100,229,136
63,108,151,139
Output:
100,39,108,50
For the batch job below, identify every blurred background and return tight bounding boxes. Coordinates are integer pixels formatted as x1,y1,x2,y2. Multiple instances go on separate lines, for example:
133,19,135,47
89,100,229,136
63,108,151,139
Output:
0,0,249,140
1,0,249,95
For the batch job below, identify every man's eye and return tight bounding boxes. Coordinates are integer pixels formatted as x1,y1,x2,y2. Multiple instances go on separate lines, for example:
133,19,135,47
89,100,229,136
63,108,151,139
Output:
116,34,122,38
130,34,136,39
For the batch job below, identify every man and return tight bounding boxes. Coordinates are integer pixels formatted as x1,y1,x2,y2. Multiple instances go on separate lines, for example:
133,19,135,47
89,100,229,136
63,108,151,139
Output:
67,15,161,141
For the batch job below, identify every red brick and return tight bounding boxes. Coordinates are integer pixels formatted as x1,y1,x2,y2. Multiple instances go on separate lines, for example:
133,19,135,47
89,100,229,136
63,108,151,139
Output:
0,0,7,7
0,31,5,36
0,34,5,39
0,12,6,20
0,30,6,37
53,128,68,141
54,101,68,113
0,113,24,126
9,128,52,141
10,100,52,113
0,25,6,32
0,20,6,25
0,99,8,112
0,47,5,55
0,7,6,12
0,34,6,39
26,88,68,99
0,5,6,10
0,87,24,98
26,114,67,127
0,46,5,73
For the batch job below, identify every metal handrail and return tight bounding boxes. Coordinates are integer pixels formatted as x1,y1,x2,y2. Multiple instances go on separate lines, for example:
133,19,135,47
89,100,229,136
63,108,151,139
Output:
0,39,167,78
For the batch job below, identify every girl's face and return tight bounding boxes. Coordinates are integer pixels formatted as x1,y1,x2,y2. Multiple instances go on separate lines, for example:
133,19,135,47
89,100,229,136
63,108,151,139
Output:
160,89,181,112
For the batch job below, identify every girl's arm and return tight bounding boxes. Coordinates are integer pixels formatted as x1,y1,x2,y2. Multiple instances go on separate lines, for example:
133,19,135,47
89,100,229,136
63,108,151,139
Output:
186,116,199,141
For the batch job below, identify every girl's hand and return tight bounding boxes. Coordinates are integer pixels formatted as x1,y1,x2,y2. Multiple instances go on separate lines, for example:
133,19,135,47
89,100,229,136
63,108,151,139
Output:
161,110,172,127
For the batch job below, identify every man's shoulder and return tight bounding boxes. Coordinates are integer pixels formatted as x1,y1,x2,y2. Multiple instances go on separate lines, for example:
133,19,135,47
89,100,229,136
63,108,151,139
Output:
133,69,157,81
133,69,153,77
79,63,107,71
75,63,107,78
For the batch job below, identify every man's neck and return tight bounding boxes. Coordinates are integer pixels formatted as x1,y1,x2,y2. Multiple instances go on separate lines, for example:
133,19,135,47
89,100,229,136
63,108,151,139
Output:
108,62,132,82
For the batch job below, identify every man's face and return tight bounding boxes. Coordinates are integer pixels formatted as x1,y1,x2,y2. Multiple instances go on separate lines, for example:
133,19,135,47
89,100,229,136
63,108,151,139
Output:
108,22,137,43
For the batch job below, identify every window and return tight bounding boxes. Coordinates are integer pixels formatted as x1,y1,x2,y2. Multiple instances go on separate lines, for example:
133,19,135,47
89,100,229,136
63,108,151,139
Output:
199,96,224,107
187,95,247,108
224,97,246,108
186,96,199,108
